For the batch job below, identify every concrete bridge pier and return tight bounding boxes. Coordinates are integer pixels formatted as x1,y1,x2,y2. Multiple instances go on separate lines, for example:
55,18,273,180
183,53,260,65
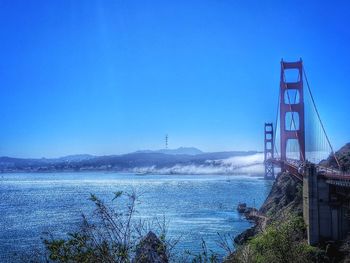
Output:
303,164,348,245
303,163,319,245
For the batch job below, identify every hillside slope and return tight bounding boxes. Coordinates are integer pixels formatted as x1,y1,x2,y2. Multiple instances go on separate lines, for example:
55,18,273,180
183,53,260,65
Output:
320,143,350,171
232,142,350,262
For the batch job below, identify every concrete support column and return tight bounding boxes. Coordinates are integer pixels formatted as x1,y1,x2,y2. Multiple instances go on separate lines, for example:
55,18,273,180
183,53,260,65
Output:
303,163,319,245
331,207,340,240
318,177,332,239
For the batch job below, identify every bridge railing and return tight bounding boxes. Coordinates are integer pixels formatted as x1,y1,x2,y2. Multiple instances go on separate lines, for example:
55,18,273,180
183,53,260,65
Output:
267,157,350,179
317,165,350,179
268,157,302,168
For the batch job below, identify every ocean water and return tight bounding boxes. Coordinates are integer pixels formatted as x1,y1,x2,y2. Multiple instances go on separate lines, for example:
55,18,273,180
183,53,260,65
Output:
0,172,272,262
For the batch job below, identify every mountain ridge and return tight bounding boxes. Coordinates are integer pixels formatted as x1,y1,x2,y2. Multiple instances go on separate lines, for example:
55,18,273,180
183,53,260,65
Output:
134,147,203,155
0,149,261,173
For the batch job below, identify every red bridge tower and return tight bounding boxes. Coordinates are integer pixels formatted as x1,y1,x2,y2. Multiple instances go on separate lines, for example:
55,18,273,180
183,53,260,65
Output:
280,59,306,170
264,123,274,179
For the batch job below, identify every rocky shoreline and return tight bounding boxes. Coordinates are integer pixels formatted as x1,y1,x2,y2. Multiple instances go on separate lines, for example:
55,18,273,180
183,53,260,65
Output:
230,168,350,262
233,142,350,249
233,172,302,246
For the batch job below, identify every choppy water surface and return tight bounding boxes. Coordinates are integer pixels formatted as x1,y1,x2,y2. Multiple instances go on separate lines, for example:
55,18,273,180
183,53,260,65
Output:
0,172,272,261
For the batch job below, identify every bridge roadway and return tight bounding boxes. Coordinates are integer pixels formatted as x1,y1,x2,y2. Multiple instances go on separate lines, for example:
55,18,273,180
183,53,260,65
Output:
267,158,350,187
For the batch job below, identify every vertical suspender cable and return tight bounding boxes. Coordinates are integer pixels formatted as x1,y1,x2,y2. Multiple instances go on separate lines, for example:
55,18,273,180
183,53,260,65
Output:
274,88,280,157
303,67,341,169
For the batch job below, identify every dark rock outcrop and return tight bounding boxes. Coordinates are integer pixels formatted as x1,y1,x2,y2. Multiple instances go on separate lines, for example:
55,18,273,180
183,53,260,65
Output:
259,172,303,221
132,231,168,263
234,225,259,245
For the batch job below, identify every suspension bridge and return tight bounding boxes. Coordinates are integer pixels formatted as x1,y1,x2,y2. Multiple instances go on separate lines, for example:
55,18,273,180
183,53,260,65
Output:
264,59,350,245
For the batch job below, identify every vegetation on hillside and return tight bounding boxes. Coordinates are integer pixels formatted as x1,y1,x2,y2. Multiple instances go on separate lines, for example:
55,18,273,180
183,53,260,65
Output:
227,216,326,263
321,143,350,172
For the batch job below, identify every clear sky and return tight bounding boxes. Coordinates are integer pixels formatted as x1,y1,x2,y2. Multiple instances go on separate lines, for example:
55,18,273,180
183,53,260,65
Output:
0,0,349,158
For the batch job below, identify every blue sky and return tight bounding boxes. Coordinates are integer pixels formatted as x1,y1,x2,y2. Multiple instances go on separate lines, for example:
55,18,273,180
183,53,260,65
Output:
0,0,349,158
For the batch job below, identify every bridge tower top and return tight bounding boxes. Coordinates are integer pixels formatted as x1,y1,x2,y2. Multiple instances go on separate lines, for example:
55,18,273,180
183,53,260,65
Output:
280,59,305,165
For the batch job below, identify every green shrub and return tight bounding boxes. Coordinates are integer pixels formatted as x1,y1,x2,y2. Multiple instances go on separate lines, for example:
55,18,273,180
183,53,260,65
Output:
43,191,176,263
44,191,139,262
231,216,326,263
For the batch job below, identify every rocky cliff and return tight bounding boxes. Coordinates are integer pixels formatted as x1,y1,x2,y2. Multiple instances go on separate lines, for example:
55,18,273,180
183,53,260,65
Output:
234,171,304,245
320,143,350,171
233,142,350,262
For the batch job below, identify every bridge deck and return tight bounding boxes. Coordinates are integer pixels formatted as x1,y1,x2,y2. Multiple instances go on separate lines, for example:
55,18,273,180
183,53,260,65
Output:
267,158,350,184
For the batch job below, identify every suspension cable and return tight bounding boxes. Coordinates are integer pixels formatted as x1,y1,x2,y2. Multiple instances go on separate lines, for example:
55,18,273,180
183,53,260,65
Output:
303,67,341,169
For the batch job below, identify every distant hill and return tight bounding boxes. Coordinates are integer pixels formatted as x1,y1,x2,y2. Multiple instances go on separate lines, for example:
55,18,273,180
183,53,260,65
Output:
0,149,260,173
135,147,203,155
57,154,96,162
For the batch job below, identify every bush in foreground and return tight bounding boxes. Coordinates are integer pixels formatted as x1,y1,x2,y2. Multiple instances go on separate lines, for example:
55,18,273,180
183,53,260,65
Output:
43,191,175,263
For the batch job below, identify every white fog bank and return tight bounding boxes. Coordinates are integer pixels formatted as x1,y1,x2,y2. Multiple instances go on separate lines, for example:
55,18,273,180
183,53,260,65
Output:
132,153,265,175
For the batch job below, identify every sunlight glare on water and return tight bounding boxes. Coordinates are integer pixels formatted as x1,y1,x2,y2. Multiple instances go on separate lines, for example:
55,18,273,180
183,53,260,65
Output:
0,172,272,262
